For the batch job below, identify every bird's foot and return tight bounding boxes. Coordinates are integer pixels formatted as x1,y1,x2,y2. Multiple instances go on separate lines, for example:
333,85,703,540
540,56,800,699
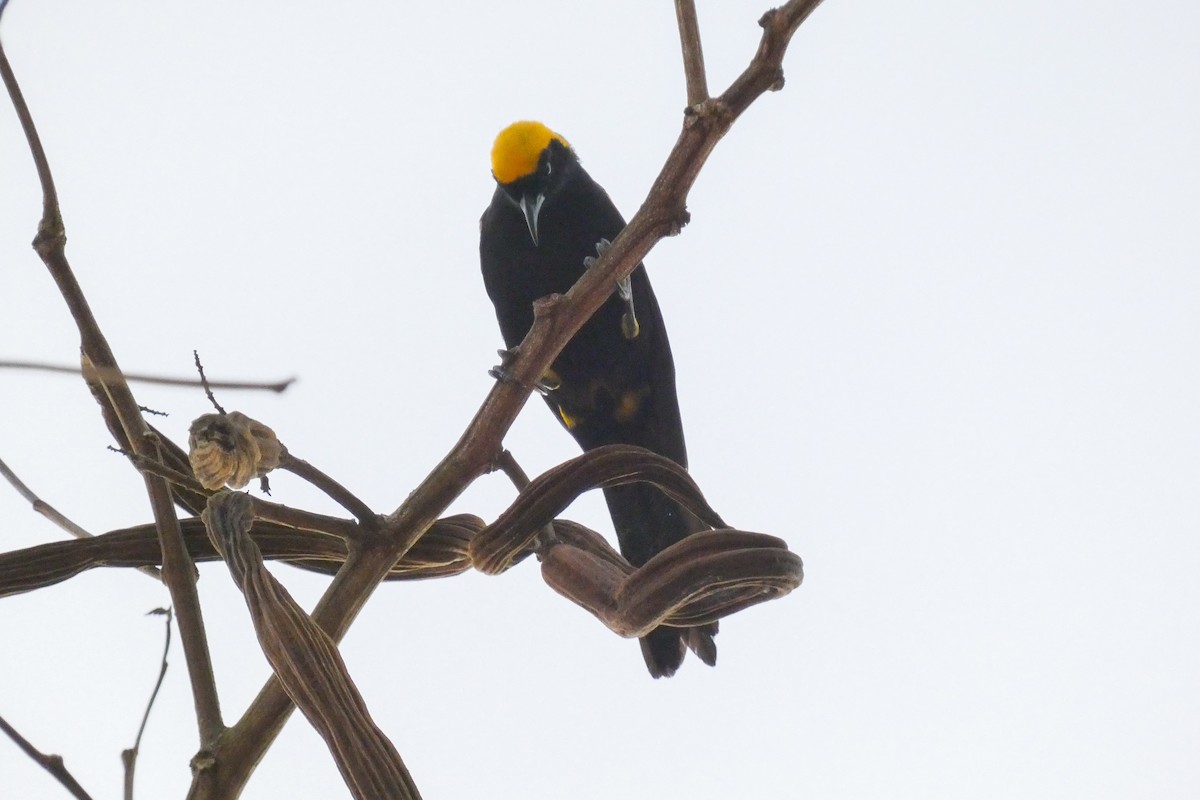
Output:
489,348,560,396
581,237,612,271
487,348,518,384
582,238,640,340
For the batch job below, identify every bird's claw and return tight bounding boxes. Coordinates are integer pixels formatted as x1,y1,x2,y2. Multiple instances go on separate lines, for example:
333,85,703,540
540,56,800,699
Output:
489,348,560,396
582,237,612,270
583,238,639,339
489,347,520,385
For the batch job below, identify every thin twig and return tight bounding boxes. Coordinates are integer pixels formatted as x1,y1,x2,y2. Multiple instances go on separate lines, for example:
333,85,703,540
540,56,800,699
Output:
127,452,363,540
0,359,294,393
0,713,95,800
121,608,173,800
0,456,90,537
126,452,208,493
280,453,378,531
493,449,557,552
674,0,710,106
192,351,227,413
0,455,163,580
493,449,531,490
0,40,58,223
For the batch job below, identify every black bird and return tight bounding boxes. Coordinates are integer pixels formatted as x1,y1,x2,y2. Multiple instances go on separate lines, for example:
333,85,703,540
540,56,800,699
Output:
479,120,716,678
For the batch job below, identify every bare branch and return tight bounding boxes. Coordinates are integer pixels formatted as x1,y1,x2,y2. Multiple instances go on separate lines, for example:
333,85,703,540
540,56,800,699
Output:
675,0,710,106
491,448,558,553
0,455,163,581
492,449,531,491
279,453,379,530
0,40,58,225
1,456,92,539
2,38,225,747
0,713,95,800
122,608,173,800
0,359,294,393
142,444,225,743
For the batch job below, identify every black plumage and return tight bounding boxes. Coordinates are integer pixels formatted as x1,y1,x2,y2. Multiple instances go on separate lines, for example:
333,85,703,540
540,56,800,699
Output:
480,121,715,678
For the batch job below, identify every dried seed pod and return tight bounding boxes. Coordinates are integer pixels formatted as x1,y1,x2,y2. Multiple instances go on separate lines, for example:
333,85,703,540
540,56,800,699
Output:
188,411,283,490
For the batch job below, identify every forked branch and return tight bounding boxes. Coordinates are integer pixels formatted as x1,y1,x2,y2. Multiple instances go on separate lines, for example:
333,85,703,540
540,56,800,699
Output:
0,36,224,746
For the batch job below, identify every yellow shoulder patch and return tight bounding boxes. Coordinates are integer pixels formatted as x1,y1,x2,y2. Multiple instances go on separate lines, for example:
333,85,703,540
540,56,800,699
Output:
557,404,579,430
491,121,569,185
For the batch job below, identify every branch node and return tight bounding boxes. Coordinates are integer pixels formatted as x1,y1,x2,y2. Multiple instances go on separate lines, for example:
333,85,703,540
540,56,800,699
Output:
667,207,691,237
190,749,217,776
530,292,564,319
32,224,65,256
683,97,734,130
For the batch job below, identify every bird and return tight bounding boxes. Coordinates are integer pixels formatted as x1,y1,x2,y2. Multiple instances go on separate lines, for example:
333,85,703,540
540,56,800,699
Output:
479,120,717,678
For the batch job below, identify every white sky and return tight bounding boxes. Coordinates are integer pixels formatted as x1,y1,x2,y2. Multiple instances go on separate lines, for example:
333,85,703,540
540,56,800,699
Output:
1,1,1198,798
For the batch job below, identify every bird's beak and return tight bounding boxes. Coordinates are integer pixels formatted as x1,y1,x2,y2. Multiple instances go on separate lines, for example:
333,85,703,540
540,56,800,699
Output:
519,192,545,246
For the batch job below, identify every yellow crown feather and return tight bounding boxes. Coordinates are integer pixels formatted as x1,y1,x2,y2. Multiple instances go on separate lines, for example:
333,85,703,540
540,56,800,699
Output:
490,121,569,185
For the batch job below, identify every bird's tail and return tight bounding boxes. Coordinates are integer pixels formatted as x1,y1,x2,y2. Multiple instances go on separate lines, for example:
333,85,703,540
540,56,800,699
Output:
640,621,718,679
603,480,719,678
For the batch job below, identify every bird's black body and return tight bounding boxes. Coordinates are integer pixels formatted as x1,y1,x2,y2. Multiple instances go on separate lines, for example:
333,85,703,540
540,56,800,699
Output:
480,123,716,678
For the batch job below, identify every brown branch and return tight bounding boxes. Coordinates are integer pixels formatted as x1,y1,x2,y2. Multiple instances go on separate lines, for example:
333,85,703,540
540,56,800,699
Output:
493,448,531,490
0,455,163,581
0,40,57,223
675,0,710,106
143,445,225,743
1,38,225,750
0,359,294,393
492,448,558,553
126,452,210,494
0,713,95,800
193,4,825,795
280,453,379,530
121,608,173,800
128,449,364,541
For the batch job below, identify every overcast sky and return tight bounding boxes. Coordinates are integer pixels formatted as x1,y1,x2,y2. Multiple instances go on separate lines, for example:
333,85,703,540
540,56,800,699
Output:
2,2,1198,798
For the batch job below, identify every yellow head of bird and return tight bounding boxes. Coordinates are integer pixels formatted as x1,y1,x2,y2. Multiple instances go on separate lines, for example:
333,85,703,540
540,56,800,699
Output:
490,121,570,185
